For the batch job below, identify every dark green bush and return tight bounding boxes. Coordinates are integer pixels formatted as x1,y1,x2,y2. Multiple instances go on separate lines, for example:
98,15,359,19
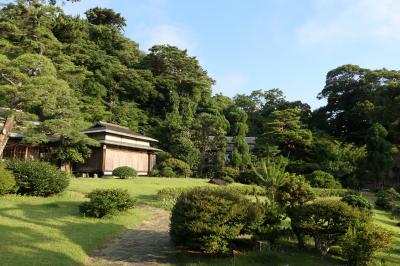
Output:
312,188,350,197
277,174,315,209
0,163,17,195
235,170,261,185
341,222,392,266
341,193,372,211
160,166,176,177
391,205,400,219
6,160,69,196
149,168,160,177
170,187,260,254
112,166,137,179
290,199,369,254
79,188,136,218
219,166,240,180
306,170,342,189
375,188,400,211
160,158,192,177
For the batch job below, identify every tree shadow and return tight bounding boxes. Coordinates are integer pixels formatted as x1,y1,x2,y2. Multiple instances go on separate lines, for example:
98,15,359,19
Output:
0,200,128,265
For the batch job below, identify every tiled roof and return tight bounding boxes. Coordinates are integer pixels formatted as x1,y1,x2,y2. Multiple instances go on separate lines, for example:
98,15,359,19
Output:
82,121,158,142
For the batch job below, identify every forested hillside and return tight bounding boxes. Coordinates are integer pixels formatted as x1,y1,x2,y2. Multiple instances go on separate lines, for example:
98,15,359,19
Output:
1,0,399,187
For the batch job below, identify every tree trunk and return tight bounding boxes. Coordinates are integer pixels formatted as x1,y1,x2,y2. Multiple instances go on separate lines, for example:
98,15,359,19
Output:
314,235,329,255
0,115,15,158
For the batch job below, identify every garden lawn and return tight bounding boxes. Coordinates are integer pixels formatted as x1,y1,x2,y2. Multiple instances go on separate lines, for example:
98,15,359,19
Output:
0,177,210,266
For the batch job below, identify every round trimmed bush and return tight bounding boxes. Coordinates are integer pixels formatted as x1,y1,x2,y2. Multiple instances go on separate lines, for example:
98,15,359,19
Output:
79,188,136,218
341,193,372,211
112,166,137,179
0,163,17,195
160,166,175,177
277,174,315,209
170,187,260,254
341,223,392,266
6,160,69,196
219,166,240,180
236,170,261,185
290,199,369,254
305,170,342,189
375,188,400,211
160,158,192,177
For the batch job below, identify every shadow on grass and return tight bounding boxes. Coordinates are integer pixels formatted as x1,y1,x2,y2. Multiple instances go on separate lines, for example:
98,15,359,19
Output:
0,201,127,266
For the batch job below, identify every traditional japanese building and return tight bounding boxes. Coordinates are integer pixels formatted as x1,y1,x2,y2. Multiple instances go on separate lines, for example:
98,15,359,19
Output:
1,121,160,176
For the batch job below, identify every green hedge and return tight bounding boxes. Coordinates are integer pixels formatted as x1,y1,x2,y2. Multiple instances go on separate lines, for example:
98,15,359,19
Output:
6,160,69,196
112,166,137,179
157,185,266,209
0,163,17,195
170,187,261,254
79,188,136,218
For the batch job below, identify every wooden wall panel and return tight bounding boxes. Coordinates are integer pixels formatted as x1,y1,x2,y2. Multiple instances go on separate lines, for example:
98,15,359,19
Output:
104,147,149,173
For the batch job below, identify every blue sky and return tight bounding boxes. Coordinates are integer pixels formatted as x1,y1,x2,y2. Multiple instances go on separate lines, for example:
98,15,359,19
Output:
61,0,400,109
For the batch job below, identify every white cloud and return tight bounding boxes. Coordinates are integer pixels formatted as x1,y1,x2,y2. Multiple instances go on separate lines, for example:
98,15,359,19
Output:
297,0,400,46
135,24,197,52
214,72,248,96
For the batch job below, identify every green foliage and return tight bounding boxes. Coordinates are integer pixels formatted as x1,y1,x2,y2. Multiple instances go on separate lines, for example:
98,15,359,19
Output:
160,166,176,177
305,170,342,189
112,166,137,179
276,174,315,209
290,199,369,254
257,108,312,156
219,166,240,180
170,188,260,254
341,193,372,211
365,123,397,184
6,160,69,196
79,188,136,218
236,170,261,185
375,188,400,211
252,156,290,201
85,7,126,30
311,188,351,197
218,175,234,184
160,158,192,177
0,163,17,195
341,222,392,266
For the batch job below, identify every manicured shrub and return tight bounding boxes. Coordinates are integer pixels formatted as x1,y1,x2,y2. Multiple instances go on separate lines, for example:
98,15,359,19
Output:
157,185,266,209
6,160,69,196
276,174,315,209
235,170,261,185
170,187,259,254
219,166,240,180
290,199,369,254
160,166,175,177
0,163,17,195
160,158,192,177
149,168,160,177
341,222,392,266
341,193,372,211
312,188,350,197
79,188,136,218
306,170,342,189
375,188,400,211
112,166,137,179
391,205,400,219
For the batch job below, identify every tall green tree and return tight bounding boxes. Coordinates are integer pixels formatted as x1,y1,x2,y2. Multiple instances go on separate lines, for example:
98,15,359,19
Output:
365,123,397,186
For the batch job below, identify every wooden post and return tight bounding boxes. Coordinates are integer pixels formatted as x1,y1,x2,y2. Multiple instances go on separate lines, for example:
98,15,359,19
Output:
24,146,28,160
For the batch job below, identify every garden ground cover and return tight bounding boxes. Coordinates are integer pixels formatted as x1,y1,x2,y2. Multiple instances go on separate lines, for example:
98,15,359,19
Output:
0,178,399,266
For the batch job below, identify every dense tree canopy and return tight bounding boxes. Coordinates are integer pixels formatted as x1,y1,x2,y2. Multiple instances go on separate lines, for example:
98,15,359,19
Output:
0,0,399,185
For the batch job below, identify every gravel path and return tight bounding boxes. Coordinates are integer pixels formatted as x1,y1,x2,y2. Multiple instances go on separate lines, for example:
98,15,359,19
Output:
87,205,176,266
